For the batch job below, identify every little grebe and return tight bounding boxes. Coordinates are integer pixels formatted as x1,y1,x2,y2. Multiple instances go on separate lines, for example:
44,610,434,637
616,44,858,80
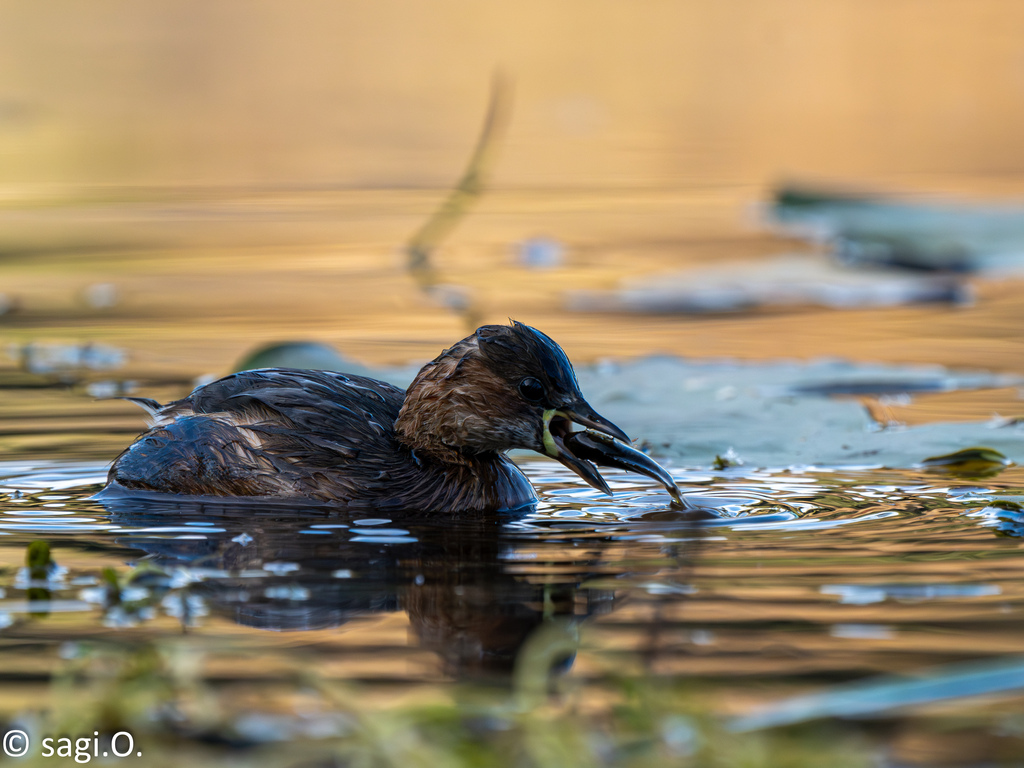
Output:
103,322,681,511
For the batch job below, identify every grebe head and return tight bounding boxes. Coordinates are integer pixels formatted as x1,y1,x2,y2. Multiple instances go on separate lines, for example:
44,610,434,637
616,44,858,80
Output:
396,321,678,498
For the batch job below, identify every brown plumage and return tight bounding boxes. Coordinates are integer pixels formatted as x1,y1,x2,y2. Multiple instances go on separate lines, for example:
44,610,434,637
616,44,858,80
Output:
102,322,681,512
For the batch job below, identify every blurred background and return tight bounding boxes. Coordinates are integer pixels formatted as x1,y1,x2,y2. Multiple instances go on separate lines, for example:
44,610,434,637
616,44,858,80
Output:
7,1,1024,188
7,7,1024,765
3,0,1024,390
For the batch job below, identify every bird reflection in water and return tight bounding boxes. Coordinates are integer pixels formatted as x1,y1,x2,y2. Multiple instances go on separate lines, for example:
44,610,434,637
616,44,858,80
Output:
100,495,699,681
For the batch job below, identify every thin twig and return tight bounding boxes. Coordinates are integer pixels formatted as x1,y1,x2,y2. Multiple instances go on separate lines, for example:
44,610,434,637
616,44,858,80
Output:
405,72,514,329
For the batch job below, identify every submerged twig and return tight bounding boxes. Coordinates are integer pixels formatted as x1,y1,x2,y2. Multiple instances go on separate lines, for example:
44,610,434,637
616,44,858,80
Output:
405,72,514,330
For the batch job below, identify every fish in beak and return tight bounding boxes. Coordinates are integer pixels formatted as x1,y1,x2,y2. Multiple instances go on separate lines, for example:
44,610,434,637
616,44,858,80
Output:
541,402,683,505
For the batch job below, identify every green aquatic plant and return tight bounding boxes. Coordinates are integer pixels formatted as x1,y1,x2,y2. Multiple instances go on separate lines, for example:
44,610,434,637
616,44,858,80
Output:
711,454,738,471
921,446,1012,478
24,540,56,616
100,567,121,605
25,540,54,581
5,606,877,768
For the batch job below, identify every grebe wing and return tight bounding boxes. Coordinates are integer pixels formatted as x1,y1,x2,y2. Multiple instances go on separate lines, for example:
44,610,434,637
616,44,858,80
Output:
178,367,405,456
109,368,409,500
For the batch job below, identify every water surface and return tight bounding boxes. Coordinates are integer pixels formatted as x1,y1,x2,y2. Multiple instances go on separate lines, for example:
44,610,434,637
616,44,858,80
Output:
3,185,1024,765
4,450,1024,762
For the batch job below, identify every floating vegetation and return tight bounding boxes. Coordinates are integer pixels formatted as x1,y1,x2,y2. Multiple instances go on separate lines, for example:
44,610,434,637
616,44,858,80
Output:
567,254,969,314
25,539,55,581
233,341,373,376
0,634,878,768
572,357,1024,469
770,183,1024,274
731,655,1024,733
921,446,1013,477
12,341,126,377
711,449,744,471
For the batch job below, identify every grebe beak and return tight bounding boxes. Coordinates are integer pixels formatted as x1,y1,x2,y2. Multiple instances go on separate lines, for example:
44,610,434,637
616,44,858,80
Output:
541,402,682,504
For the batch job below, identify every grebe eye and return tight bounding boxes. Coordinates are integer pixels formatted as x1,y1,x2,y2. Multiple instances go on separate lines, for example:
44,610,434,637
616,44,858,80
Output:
518,377,545,403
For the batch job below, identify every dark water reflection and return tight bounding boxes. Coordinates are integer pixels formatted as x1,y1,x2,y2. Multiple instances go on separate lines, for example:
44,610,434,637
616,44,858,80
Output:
98,492,632,681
